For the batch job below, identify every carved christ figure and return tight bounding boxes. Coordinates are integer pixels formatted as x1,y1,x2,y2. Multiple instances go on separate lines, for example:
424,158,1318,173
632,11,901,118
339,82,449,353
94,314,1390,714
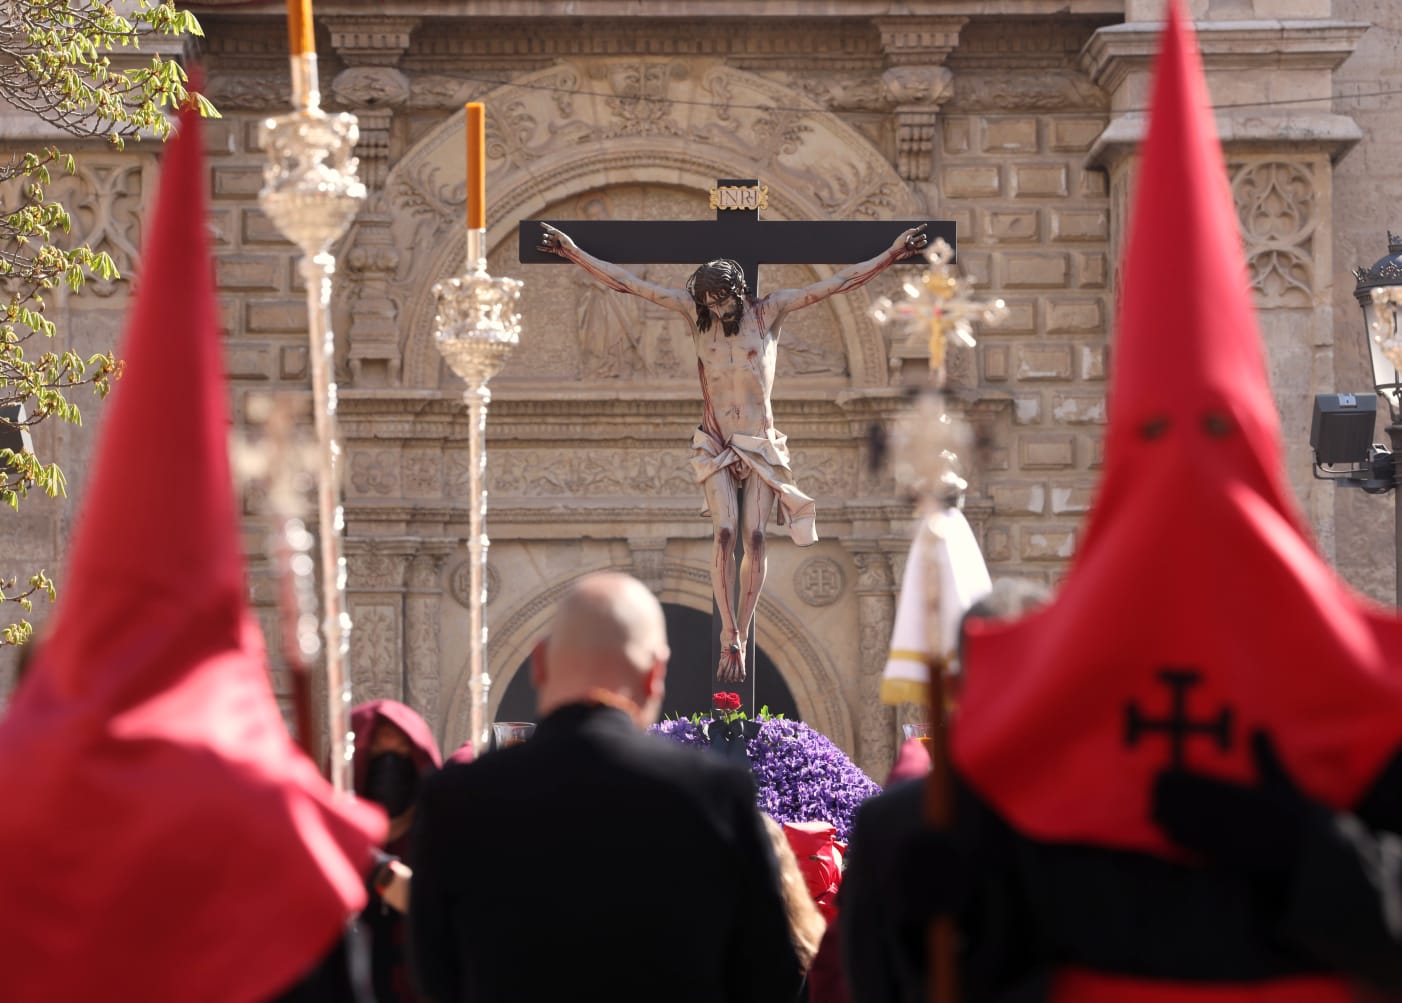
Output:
538,221,929,682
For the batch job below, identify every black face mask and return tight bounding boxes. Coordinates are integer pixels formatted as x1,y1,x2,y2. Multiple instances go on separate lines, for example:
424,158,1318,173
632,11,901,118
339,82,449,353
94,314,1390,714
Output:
365,752,419,819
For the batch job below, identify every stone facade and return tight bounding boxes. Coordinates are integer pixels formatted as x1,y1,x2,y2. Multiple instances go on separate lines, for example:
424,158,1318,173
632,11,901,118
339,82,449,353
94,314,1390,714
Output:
1,0,1397,780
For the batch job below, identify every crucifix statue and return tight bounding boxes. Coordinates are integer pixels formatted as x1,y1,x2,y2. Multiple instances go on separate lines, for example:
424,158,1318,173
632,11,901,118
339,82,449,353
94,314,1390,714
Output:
520,180,951,685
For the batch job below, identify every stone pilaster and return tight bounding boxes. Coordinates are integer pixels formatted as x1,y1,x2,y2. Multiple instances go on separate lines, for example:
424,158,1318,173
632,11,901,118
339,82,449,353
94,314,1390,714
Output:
849,543,897,778
326,16,419,387
1081,10,1366,562
345,548,410,703
405,552,444,732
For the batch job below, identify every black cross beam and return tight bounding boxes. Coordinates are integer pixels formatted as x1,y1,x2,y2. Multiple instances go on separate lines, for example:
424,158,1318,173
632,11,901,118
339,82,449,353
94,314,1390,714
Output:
517,178,954,295
1124,668,1234,771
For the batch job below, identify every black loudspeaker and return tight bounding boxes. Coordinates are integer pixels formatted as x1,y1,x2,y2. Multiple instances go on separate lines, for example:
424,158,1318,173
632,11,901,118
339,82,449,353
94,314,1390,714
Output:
1310,393,1377,465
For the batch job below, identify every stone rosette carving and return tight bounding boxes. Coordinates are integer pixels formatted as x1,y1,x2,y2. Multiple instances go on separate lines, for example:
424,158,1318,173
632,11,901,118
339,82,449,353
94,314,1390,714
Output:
449,559,498,609
794,557,846,607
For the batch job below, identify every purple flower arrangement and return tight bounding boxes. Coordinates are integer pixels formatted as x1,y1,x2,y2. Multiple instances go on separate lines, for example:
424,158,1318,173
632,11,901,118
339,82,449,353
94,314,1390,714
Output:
650,714,881,842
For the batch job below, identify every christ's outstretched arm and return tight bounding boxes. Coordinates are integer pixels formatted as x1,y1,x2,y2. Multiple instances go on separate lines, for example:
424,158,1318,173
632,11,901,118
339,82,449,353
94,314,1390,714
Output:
538,222,693,316
763,224,928,320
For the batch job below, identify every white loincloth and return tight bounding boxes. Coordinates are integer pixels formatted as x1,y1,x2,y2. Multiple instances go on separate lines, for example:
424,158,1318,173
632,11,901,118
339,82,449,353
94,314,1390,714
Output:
690,426,818,547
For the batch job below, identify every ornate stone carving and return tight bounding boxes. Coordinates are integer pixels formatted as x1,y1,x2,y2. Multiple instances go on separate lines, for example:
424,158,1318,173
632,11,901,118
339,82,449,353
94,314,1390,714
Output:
1231,160,1317,308
794,557,846,607
848,544,897,769
404,552,442,731
386,61,919,391
44,159,146,291
401,446,442,498
449,559,498,609
351,603,401,701
350,449,400,496
593,61,689,139
331,67,410,110
325,16,420,66
945,71,1107,112
349,551,406,590
481,448,696,499
344,213,402,383
875,16,963,182
205,74,287,110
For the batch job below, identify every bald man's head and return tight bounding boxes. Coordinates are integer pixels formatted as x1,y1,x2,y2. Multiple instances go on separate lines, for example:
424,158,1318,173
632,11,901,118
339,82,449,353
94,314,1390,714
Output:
535,573,670,723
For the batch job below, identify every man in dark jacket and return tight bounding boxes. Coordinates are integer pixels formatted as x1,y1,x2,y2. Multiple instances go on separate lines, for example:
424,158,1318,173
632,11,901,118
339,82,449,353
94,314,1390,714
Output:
409,572,803,1003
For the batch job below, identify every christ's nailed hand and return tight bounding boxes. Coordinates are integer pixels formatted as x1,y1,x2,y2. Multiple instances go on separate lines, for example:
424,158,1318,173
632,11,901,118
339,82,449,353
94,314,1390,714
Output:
892,223,929,259
538,222,576,257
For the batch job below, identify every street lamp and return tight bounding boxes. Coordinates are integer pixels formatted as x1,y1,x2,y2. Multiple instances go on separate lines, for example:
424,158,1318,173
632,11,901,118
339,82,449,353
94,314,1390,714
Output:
1352,232,1402,601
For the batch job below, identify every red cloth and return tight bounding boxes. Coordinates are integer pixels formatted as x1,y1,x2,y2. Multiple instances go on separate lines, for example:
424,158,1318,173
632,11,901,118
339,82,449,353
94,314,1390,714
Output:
0,102,386,1000
953,0,1402,858
782,820,845,924
1049,970,1355,1003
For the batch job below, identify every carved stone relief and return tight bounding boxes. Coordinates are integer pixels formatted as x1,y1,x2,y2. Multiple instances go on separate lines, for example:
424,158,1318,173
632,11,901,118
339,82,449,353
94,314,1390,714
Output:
849,546,897,770
1231,160,1317,309
352,602,402,702
404,553,442,730
483,447,696,498
384,59,920,391
43,158,148,293
794,556,846,607
449,559,498,609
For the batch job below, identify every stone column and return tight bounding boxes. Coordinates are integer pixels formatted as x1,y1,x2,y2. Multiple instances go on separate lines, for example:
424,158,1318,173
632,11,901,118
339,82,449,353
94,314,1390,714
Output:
1081,3,1365,563
850,543,898,778
404,552,445,733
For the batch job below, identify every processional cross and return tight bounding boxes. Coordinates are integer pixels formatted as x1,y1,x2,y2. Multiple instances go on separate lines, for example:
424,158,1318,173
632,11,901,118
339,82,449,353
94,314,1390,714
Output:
519,179,954,702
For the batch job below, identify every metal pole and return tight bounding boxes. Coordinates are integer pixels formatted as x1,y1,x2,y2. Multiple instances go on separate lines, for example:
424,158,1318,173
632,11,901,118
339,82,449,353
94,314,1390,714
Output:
1390,423,1402,606
258,54,366,793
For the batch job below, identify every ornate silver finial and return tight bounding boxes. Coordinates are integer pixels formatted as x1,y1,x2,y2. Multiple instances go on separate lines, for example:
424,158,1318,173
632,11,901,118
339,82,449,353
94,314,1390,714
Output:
257,76,366,795
872,237,1007,376
435,229,523,755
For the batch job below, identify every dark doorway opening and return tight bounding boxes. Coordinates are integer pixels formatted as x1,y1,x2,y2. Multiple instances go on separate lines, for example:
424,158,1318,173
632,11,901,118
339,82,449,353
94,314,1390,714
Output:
494,602,800,724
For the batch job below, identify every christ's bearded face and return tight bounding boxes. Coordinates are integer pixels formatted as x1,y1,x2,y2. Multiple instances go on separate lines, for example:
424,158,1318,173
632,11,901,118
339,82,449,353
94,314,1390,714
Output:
701,290,743,326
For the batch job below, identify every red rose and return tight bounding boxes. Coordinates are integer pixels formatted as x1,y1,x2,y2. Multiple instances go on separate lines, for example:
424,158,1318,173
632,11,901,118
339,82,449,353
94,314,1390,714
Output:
713,691,729,708
725,692,742,711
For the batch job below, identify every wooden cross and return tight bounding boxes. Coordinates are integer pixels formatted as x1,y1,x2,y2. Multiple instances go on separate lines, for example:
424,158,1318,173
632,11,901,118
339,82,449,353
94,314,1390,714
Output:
518,178,955,706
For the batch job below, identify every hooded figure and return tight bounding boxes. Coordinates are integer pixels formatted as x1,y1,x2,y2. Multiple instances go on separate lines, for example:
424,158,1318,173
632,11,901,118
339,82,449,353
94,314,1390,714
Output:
0,101,385,1001
912,2,1402,1000
351,699,443,1003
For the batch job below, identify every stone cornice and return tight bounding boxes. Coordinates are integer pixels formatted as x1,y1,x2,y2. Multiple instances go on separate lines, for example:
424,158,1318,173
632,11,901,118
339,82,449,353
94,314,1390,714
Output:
193,2,1123,16
1081,20,1369,95
1085,110,1363,168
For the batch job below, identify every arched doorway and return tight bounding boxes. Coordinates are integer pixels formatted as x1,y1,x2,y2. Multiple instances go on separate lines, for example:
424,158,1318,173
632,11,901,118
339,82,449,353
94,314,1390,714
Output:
493,602,801,724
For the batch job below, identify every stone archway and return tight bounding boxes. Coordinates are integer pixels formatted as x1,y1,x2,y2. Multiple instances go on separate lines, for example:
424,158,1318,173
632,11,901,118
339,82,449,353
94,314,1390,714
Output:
457,558,855,755
382,58,922,392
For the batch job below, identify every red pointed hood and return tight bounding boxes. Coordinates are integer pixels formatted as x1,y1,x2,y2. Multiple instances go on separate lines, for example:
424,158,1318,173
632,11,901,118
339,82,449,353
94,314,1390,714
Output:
0,102,386,1000
952,0,1402,855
